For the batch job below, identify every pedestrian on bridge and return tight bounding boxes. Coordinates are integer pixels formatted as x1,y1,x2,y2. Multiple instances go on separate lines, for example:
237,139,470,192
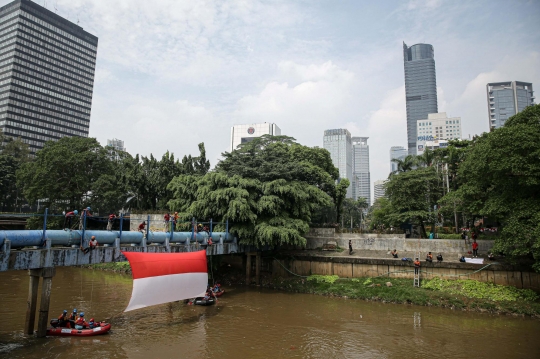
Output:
107,213,117,231
63,210,78,230
164,213,171,232
138,221,146,237
79,207,92,230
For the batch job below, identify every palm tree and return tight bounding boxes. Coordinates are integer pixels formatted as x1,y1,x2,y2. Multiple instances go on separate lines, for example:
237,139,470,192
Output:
391,155,417,174
416,147,437,167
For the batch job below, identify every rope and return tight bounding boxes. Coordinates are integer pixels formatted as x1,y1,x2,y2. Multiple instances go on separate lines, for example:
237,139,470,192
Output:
273,257,309,278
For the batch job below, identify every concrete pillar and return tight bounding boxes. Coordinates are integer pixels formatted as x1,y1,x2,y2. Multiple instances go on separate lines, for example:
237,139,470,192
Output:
255,253,261,285
36,267,56,338
24,269,41,336
246,253,252,285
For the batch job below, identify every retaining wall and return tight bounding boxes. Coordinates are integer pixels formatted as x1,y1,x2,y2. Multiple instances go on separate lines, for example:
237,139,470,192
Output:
305,228,493,254
272,256,540,291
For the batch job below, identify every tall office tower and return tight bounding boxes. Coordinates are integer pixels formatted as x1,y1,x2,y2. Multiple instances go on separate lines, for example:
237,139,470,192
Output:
390,146,407,174
403,42,438,155
373,180,386,202
323,129,353,198
230,122,281,151
486,81,535,130
352,136,370,205
0,0,97,154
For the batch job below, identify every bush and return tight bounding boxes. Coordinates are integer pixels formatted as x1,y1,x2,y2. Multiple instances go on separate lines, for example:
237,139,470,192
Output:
307,275,339,284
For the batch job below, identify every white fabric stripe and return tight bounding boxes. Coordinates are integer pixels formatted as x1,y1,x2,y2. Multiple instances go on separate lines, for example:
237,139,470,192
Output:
125,272,208,312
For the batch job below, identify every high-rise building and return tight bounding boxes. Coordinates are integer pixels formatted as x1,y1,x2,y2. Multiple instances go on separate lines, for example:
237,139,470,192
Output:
373,180,386,202
390,146,407,174
107,138,125,152
0,0,98,154
230,122,281,152
416,112,461,153
403,42,438,155
352,136,370,205
486,81,535,130
323,129,353,198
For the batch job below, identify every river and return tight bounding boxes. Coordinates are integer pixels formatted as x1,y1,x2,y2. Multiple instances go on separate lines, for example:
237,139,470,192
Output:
0,267,539,358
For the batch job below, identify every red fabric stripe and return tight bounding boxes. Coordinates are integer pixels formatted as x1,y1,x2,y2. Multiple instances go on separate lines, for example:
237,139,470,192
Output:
122,251,207,279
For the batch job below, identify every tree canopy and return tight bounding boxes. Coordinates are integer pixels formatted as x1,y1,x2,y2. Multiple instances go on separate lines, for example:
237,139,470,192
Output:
168,135,343,247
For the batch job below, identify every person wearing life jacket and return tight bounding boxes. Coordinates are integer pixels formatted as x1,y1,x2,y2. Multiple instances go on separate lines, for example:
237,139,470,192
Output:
75,312,88,330
68,308,77,328
426,252,433,263
88,318,99,329
82,236,98,254
212,282,221,293
413,258,421,275
107,213,116,231
57,310,68,327
79,207,92,230
64,210,78,230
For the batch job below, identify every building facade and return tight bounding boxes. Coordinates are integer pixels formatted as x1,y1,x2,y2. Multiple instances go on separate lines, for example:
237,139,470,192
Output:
107,138,125,151
373,180,386,202
390,145,407,174
323,128,353,198
0,0,98,154
352,136,370,205
230,122,281,152
403,42,438,155
416,112,461,153
486,81,535,130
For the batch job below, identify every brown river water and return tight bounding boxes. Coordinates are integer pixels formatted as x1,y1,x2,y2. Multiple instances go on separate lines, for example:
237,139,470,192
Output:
1,267,540,359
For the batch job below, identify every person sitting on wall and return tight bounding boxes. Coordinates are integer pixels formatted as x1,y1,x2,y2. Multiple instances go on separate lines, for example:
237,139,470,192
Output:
390,249,398,258
426,252,433,263
459,255,466,262
488,253,495,261
436,253,443,262
138,221,146,237
82,236,98,254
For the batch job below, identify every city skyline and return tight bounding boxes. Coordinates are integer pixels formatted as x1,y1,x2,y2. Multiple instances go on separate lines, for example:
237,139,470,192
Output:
0,0,538,198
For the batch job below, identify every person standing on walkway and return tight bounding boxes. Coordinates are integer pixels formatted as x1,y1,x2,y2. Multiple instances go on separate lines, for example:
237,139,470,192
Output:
348,240,353,255
472,240,479,258
79,207,92,230
64,210,78,230
107,213,116,231
164,213,171,232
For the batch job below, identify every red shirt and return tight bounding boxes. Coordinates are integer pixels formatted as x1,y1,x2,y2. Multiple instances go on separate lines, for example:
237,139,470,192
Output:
108,214,116,220
138,223,146,230
414,260,421,267
65,211,75,217
472,242,478,249
164,214,170,221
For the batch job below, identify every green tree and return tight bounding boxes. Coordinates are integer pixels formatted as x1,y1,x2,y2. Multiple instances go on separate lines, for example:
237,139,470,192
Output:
0,130,30,211
391,154,417,174
342,197,368,229
385,166,443,238
168,135,338,247
367,197,396,230
17,137,112,211
452,104,540,269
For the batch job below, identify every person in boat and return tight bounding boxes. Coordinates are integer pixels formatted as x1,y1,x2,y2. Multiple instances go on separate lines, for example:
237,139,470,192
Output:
68,308,77,328
390,249,398,258
212,283,221,293
75,312,88,330
88,318,100,329
58,310,68,327
64,210,78,230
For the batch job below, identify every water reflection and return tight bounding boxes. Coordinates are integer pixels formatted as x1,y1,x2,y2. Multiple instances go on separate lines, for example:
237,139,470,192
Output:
0,268,539,358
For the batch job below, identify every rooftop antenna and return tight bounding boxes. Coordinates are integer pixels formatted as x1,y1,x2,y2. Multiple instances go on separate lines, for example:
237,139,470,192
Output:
54,0,58,13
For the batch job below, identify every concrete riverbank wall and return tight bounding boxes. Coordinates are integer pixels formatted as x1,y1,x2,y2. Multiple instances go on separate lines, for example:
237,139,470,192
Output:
304,228,494,254
271,255,540,291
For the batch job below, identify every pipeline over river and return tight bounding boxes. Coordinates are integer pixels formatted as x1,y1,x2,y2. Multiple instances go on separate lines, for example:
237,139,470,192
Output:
0,230,235,249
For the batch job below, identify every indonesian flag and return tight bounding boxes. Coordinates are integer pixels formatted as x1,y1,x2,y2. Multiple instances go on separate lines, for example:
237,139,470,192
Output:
122,251,208,312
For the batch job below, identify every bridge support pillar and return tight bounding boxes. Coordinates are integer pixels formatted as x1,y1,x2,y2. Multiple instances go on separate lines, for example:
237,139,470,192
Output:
37,267,56,338
24,269,40,335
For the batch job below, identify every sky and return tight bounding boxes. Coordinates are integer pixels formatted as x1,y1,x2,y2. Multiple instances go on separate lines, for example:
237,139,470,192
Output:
5,0,540,198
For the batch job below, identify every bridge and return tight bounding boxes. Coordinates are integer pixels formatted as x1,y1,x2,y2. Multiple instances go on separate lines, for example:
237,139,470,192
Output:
0,211,265,338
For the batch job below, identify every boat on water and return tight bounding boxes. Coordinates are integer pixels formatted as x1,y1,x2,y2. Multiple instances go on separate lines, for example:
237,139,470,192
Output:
213,289,225,297
194,297,216,306
47,320,111,337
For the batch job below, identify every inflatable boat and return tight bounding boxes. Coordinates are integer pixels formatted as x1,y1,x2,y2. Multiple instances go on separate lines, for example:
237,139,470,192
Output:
47,321,111,337
194,298,216,306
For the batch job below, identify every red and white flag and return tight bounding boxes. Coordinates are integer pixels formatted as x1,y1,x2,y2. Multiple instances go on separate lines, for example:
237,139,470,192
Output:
122,250,208,312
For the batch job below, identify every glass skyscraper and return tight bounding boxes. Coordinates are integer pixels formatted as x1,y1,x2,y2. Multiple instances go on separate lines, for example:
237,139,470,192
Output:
352,137,370,205
0,0,97,154
486,81,535,130
390,145,407,174
403,42,438,155
323,129,353,198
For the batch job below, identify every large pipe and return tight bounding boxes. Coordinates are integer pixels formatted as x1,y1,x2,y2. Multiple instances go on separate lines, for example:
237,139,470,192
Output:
0,230,234,249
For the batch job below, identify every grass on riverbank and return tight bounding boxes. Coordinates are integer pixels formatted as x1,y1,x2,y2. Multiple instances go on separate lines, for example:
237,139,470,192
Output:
87,262,131,274
270,275,540,317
